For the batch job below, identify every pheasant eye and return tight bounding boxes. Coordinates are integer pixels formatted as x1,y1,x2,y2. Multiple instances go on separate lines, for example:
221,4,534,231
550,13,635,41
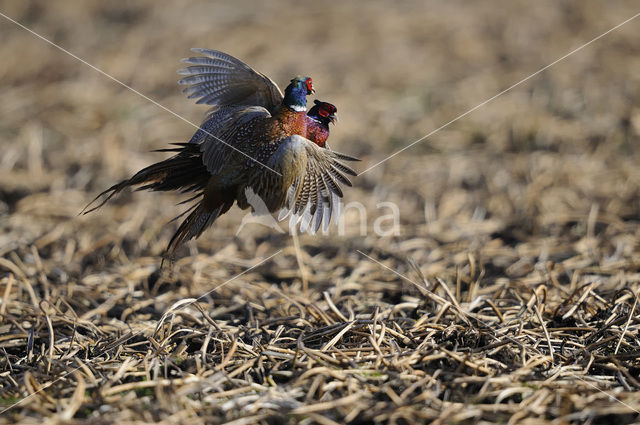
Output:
305,78,313,93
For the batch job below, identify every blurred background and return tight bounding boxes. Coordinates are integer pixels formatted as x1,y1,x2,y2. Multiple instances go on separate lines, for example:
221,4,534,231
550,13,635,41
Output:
1,0,639,277
2,1,640,422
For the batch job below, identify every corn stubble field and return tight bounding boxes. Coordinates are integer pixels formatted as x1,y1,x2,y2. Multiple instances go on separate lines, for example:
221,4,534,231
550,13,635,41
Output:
2,1,640,424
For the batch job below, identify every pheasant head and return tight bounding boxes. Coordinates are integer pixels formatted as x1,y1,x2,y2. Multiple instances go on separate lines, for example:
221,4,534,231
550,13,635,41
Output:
284,76,314,112
308,100,338,126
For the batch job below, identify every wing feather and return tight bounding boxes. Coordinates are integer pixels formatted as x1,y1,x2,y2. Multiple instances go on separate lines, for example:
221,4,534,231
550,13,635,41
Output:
274,136,359,234
193,105,271,176
179,49,283,113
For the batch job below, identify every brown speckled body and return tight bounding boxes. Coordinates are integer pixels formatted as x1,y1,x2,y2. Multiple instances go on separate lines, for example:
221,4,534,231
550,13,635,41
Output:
224,105,309,212
260,106,308,150
305,117,330,147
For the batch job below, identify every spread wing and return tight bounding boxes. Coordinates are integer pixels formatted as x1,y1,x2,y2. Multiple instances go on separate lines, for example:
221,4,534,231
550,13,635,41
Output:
190,105,272,177
178,49,283,114
274,135,359,234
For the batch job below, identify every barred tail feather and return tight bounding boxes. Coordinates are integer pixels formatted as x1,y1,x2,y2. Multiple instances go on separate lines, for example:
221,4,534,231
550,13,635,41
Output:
82,144,207,214
162,195,234,264
81,180,132,215
164,204,221,258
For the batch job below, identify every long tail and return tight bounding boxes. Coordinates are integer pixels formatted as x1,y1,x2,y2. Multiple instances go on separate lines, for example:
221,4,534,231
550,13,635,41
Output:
162,190,235,264
81,143,208,214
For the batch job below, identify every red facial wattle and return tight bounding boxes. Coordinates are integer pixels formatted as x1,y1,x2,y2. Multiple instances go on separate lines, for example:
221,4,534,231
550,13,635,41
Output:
318,103,337,123
305,78,314,95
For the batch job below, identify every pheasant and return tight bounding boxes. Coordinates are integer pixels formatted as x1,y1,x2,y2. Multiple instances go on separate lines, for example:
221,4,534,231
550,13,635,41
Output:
84,50,358,257
86,100,338,209
306,100,337,148
178,49,336,148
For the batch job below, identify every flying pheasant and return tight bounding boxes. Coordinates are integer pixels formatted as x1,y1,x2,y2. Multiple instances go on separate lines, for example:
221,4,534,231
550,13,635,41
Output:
84,50,358,257
178,49,336,148
87,100,338,209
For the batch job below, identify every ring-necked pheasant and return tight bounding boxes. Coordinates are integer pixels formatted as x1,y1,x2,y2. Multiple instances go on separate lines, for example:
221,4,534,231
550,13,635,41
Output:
306,100,337,148
85,100,338,211
84,50,358,258
178,49,336,148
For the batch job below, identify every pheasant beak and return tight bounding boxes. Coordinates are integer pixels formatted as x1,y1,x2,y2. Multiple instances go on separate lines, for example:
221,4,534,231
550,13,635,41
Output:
328,113,338,124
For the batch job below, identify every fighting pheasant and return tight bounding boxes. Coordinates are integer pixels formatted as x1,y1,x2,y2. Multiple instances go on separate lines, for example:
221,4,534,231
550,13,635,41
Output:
86,100,338,210
178,49,337,148
306,100,337,148
84,49,358,257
